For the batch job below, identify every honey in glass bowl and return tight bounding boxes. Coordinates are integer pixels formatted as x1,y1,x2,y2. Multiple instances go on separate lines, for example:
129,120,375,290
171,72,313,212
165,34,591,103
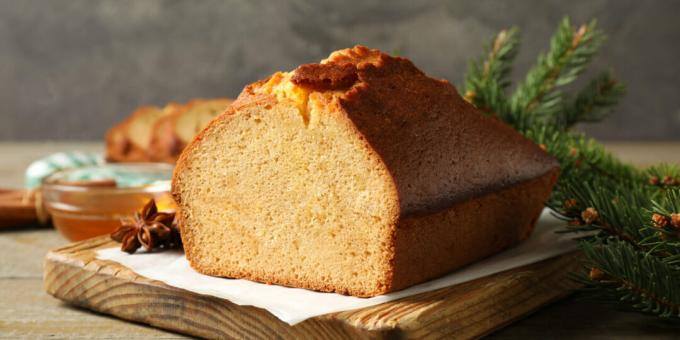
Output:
41,163,175,241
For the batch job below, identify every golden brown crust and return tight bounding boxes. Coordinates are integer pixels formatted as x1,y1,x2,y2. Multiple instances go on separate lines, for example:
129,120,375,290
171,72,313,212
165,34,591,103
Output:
329,46,558,215
147,103,188,163
106,99,232,164
104,122,129,162
105,106,160,162
390,168,559,291
173,45,560,297
149,99,232,163
323,45,386,67
291,63,358,91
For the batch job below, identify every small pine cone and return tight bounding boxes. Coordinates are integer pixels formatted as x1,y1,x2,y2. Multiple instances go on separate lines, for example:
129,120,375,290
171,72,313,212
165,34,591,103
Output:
652,213,669,228
649,176,660,186
671,213,680,229
662,176,679,186
589,267,607,281
563,198,578,210
581,207,599,224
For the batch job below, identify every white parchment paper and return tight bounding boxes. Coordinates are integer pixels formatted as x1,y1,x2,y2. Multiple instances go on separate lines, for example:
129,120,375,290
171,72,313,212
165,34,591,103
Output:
96,209,575,325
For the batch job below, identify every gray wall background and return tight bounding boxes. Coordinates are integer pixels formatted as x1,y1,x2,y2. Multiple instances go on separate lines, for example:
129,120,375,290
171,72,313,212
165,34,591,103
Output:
1,0,678,141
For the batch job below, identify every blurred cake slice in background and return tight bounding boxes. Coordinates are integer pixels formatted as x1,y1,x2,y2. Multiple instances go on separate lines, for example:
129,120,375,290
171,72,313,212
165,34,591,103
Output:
106,99,232,163
148,98,232,163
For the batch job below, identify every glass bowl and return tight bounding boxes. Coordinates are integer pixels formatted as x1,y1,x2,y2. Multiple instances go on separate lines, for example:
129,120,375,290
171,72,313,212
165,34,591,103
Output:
41,163,175,241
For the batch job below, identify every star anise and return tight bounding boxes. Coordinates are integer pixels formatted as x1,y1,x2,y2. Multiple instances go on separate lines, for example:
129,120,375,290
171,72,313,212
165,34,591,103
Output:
111,199,182,254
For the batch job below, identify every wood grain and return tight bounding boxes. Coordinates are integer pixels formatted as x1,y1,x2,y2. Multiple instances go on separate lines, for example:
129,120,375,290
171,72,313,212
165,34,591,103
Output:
0,189,39,228
44,236,580,339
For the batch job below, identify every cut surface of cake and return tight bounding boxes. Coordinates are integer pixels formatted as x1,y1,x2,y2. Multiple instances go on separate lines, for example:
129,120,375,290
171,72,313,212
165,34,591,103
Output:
106,105,174,162
106,99,232,163
149,98,233,163
172,46,559,297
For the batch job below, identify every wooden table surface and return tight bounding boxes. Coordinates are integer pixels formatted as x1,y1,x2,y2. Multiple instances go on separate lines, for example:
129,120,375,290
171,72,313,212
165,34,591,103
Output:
1,142,680,339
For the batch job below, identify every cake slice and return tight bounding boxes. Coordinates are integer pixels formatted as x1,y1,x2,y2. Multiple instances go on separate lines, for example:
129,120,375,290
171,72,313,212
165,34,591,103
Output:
172,46,559,297
106,105,174,162
148,98,232,163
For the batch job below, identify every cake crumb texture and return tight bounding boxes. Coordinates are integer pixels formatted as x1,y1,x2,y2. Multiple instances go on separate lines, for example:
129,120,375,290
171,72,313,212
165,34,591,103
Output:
172,45,559,297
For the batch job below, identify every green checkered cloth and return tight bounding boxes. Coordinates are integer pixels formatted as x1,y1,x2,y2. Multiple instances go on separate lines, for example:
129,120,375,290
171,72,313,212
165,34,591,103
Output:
25,151,103,189
26,152,173,189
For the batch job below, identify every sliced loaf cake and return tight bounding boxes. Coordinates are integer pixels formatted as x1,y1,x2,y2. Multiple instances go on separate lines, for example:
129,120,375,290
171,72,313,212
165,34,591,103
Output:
106,99,232,163
148,98,232,163
172,46,559,297
106,105,174,162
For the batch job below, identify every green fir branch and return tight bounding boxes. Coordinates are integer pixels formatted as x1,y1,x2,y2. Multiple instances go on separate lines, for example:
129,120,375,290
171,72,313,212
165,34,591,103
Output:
554,71,625,129
580,239,680,318
463,16,680,321
464,27,520,118
510,18,605,130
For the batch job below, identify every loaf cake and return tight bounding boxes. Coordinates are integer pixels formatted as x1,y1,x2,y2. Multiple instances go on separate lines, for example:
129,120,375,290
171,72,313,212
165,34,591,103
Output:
172,46,559,297
105,99,232,163
148,98,233,163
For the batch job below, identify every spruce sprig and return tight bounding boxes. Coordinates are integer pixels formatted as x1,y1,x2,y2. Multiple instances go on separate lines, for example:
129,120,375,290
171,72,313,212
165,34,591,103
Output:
643,189,680,262
510,18,605,130
464,27,520,118
555,71,625,129
463,16,680,320
580,239,680,318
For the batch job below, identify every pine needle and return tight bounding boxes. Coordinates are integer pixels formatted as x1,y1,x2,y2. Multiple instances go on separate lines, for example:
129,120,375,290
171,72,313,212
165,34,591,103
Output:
463,16,680,321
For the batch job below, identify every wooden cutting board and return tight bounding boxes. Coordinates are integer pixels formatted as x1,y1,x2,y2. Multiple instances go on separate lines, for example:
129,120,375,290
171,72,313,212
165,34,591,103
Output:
44,237,580,339
0,189,41,228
